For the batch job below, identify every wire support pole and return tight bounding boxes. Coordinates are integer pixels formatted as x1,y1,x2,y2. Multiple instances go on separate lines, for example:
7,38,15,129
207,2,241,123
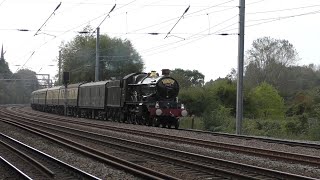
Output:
64,83,68,116
236,0,245,135
58,50,61,84
95,27,100,82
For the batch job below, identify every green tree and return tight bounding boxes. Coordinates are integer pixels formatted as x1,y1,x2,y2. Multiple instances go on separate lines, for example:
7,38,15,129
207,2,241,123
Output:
245,37,299,90
0,57,12,79
0,69,38,104
199,78,237,131
205,78,237,114
179,86,206,116
286,91,313,116
283,65,320,97
248,82,285,119
170,68,205,89
0,53,13,104
0,81,11,104
178,77,236,131
59,26,144,83
12,69,39,103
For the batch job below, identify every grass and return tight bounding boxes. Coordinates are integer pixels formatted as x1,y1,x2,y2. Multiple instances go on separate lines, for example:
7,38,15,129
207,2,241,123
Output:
179,116,204,130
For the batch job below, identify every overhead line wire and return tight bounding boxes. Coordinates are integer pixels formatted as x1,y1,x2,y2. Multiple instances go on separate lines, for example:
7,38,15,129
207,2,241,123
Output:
6,1,136,71
164,5,190,39
124,0,236,35
34,2,62,36
85,13,238,57
92,14,238,57
0,0,6,7
247,4,320,15
144,22,239,57
247,9,320,22
3,3,318,34
246,0,265,6
6,0,318,76
186,6,236,18
96,4,117,28
184,0,235,17
140,14,238,54
216,8,320,33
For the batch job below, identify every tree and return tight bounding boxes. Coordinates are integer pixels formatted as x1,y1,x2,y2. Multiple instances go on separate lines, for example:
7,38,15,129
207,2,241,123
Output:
0,69,38,104
248,82,285,119
226,68,237,81
0,53,13,104
179,86,206,116
13,69,39,103
245,37,299,89
195,78,237,131
0,53,12,79
0,81,11,104
170,68,205,89
246,37,299,68
205,78,237,114
59,26,144,83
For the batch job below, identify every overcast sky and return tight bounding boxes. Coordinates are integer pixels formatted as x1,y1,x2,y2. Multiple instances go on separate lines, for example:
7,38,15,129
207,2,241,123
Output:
1,0,320,82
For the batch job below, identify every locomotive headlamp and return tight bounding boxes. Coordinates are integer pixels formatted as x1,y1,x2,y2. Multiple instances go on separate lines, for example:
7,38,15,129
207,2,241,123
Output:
156,109,162,116
181,110,188,117
155,101,160,108
181,104,185,109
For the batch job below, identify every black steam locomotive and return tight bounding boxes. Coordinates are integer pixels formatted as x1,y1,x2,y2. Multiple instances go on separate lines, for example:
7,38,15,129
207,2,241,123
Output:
30,69,187,129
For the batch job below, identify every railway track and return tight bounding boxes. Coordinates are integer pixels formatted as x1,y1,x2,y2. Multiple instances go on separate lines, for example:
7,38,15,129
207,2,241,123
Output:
0,117,178,180
0,156,32,180
0,108,317,179
180,128,320,150
7,107,320,168
0,133,99,180
13,106,320,150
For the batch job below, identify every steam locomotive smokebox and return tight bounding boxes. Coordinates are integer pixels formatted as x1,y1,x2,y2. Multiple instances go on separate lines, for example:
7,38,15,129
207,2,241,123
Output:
63,72,70,84
162,69,170,76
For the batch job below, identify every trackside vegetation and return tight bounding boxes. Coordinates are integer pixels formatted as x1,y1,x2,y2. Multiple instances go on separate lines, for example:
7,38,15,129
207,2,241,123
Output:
176,37,320,141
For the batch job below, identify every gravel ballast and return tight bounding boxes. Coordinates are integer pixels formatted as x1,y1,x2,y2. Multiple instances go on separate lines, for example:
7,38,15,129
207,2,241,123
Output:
3,106,320,178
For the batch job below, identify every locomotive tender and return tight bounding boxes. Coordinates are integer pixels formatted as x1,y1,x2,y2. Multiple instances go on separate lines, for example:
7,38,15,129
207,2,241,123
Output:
31,69,187,129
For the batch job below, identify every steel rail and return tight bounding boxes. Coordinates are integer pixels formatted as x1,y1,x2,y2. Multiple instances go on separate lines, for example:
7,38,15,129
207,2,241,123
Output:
0,117,178,180
1,133,100,180
0,114,317,179
0,156,33,180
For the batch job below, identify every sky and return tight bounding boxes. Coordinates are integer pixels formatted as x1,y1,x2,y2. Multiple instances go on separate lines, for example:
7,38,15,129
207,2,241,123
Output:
0,0,320,82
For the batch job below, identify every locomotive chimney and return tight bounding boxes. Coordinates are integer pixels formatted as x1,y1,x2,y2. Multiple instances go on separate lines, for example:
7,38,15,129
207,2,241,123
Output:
162,69,170,76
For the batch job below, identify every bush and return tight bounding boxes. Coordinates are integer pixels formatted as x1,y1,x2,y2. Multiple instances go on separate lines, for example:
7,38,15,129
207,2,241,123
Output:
248,82,285,119
284,114,308,136
242,118,284,137
202,105,234,132
308,123,320,140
